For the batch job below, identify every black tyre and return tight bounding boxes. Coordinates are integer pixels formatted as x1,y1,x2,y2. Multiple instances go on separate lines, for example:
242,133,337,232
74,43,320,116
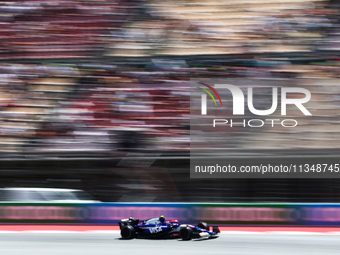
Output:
179,227,193,240
197,222,209,230
120,225,136,239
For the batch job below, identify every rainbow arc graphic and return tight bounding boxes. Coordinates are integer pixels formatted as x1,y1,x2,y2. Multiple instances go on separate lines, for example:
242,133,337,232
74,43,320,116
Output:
197,82,222,106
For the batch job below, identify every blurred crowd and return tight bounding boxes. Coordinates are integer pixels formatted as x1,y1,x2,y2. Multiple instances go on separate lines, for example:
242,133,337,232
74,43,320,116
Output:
0,0,334,59
0,63,191,154
0,0,338,156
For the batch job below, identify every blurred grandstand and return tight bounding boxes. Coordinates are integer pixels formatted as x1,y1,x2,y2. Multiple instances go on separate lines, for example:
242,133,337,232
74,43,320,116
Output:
0,0,339,203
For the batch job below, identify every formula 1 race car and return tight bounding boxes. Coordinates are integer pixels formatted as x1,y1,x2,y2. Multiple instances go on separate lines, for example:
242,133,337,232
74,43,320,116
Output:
118,216,220,240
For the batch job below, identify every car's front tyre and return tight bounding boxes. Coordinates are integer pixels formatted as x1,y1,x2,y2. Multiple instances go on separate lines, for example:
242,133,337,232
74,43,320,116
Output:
179,227,193,240
120,225,136,239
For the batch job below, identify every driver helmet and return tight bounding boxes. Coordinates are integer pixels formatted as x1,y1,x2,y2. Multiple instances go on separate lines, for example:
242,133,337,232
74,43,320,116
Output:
159,215,165,223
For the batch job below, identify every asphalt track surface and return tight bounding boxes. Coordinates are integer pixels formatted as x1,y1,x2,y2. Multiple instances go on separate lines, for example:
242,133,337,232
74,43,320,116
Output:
0,232,340,255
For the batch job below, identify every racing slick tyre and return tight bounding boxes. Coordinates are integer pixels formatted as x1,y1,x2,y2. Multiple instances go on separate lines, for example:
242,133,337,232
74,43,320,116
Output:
197,222,209,230
180,227,193,240
120,225,136,239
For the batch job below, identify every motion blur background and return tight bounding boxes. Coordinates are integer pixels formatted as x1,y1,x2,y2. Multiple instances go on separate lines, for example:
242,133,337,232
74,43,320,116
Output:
0,0,339,203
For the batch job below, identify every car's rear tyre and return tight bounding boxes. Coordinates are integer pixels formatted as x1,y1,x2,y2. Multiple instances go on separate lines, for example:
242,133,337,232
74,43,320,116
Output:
120,225,136,239
180,227,193,240
197,222,209,230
